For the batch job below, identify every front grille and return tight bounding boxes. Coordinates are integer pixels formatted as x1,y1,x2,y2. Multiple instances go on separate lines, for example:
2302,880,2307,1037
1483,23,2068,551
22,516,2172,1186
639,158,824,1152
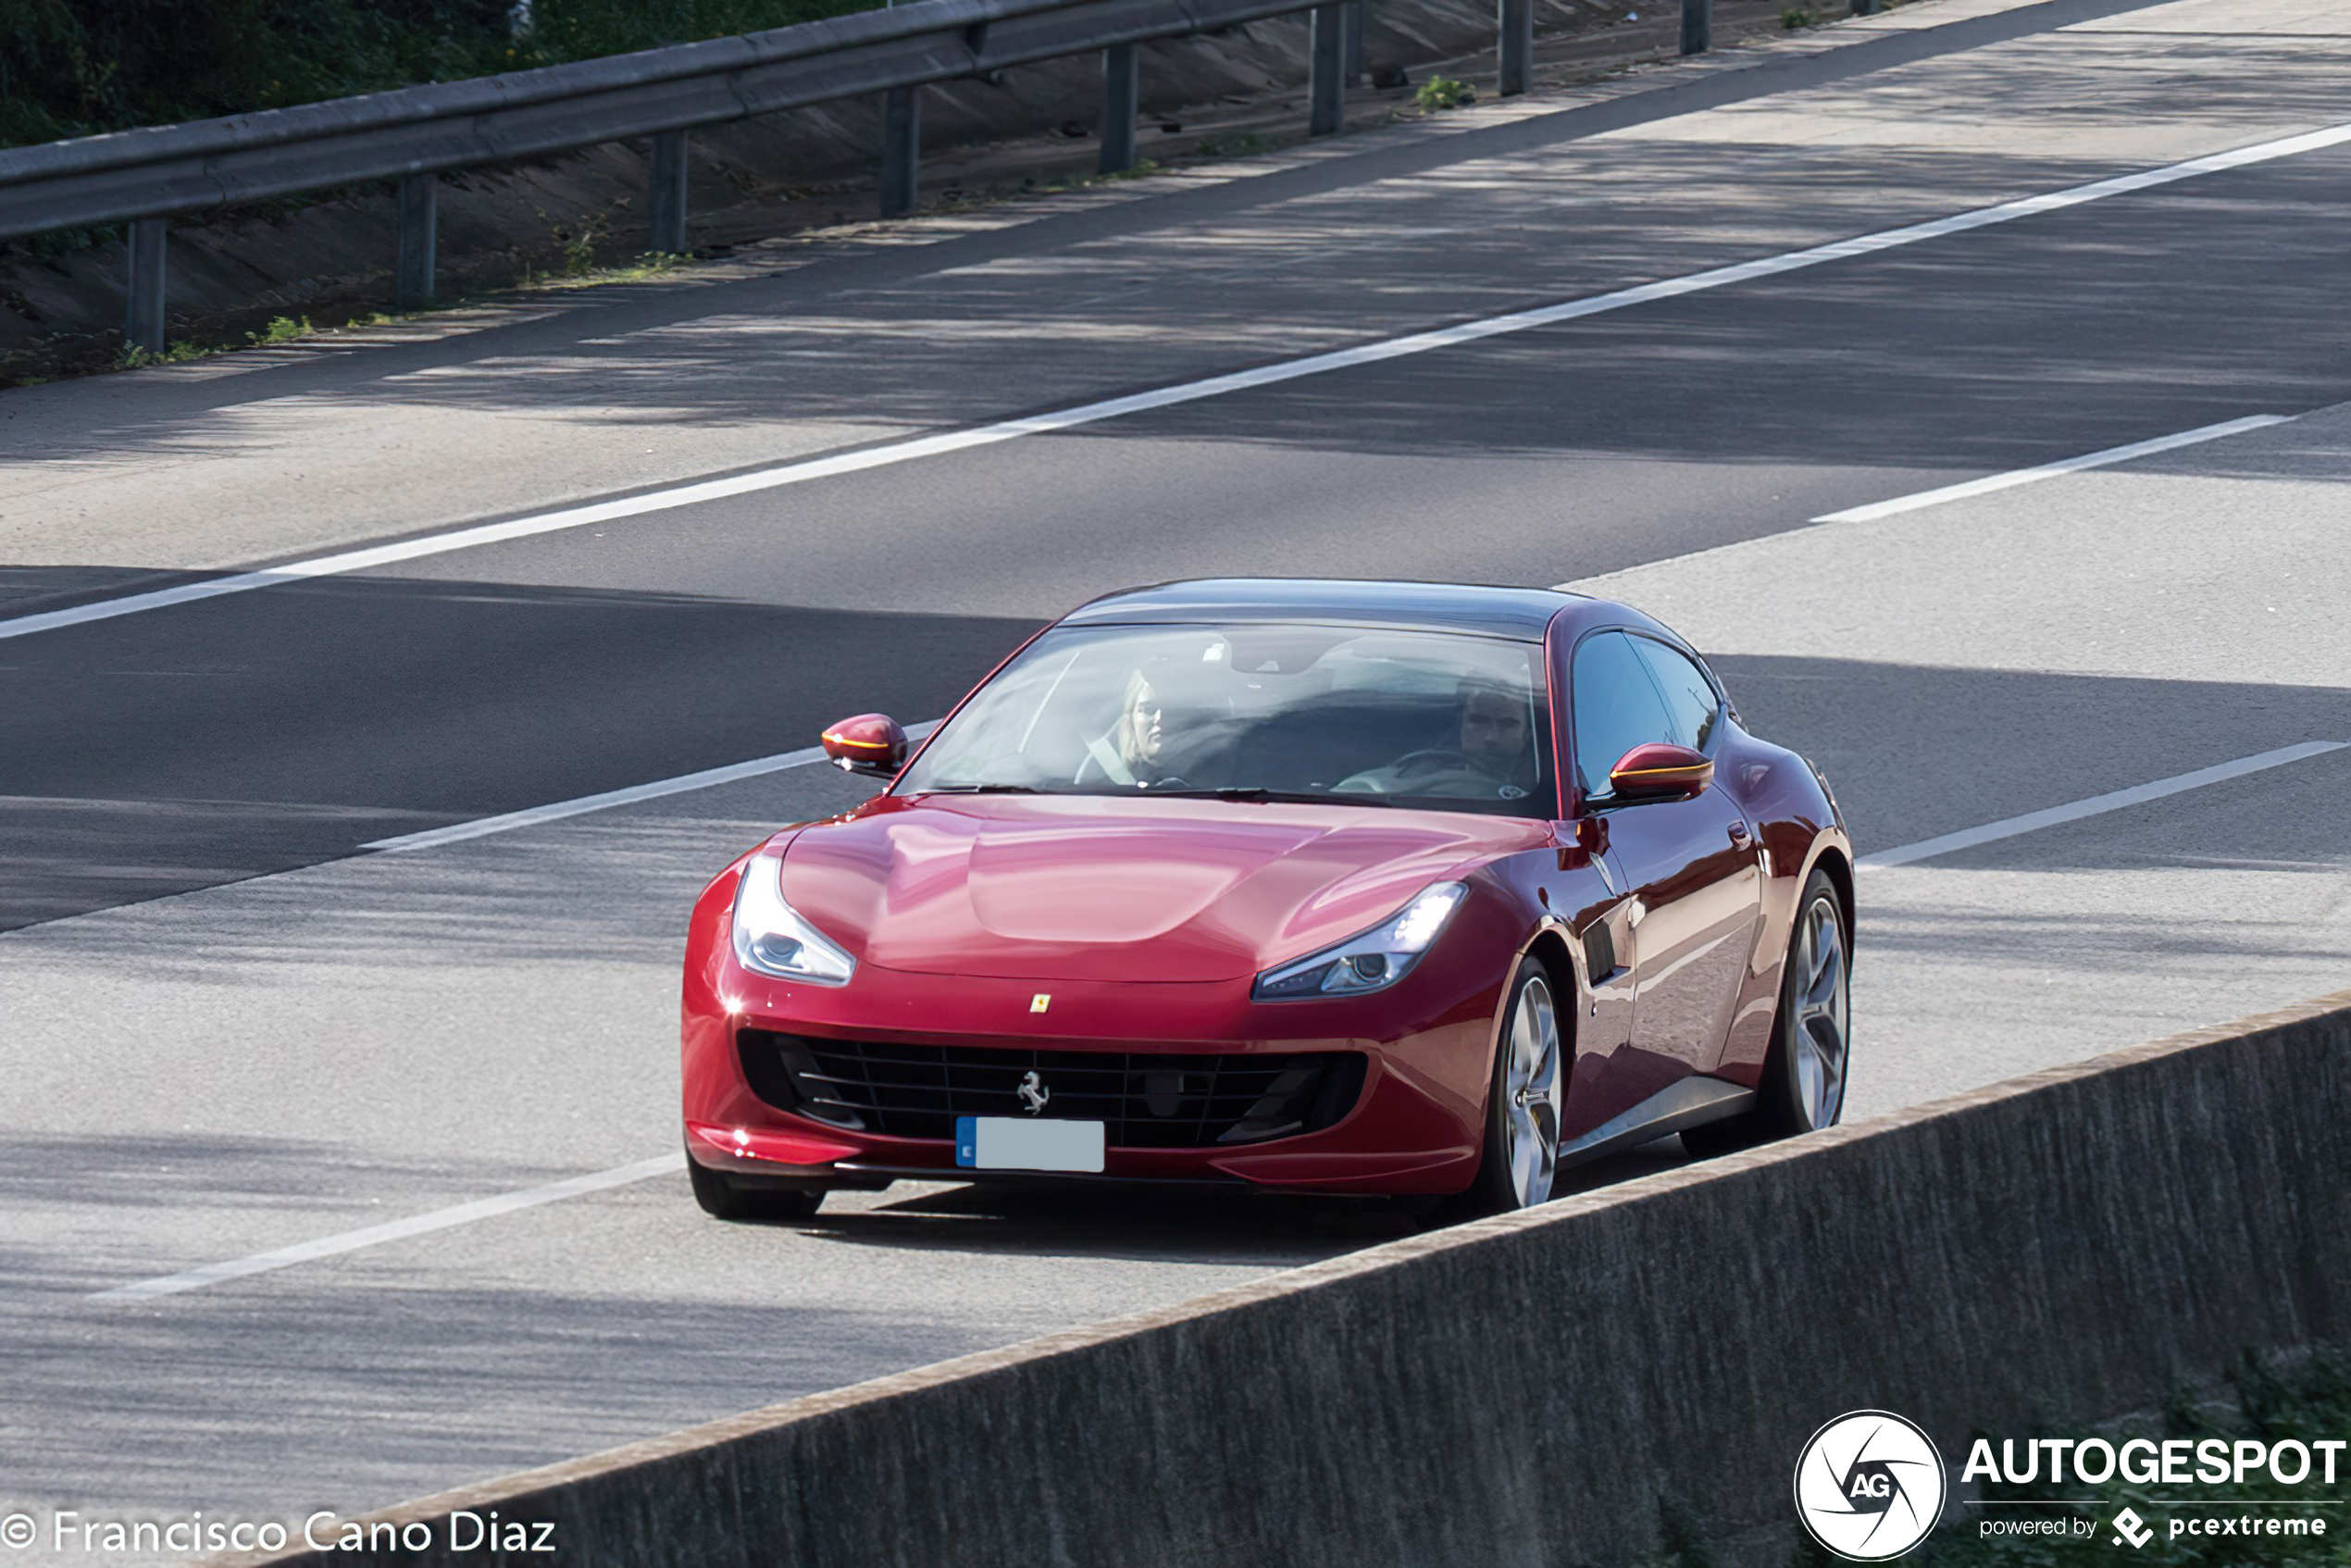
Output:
739,1031,1364,1149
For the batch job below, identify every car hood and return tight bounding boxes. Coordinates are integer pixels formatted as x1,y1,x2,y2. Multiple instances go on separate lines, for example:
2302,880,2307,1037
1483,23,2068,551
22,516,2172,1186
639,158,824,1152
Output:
777,793,1548,982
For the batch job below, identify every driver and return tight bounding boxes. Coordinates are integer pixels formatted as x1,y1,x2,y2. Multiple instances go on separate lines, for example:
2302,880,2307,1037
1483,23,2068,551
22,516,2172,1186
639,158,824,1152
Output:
1337,679,1533,799
1458,684,1532,790
1076,666,1187,789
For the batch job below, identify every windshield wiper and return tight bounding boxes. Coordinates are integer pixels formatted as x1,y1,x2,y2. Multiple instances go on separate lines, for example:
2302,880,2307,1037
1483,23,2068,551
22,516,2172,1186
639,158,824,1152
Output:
1147,787,1392,807
918,783,1048,795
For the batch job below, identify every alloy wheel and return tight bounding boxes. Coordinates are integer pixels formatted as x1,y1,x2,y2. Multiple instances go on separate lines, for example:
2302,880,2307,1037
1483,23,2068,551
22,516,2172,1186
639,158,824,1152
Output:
1790,893,1849,1129
1502,974,1562,1206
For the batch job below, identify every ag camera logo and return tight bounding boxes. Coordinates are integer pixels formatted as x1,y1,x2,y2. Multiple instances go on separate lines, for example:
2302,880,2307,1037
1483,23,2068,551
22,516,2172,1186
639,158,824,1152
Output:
1795,1411,1948,1561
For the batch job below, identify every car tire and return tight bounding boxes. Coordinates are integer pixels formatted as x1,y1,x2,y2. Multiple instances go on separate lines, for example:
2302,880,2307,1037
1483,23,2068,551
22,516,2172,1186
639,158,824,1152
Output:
1682,866,1849,1158
1460,953,1567,1213
687,1149,826,1222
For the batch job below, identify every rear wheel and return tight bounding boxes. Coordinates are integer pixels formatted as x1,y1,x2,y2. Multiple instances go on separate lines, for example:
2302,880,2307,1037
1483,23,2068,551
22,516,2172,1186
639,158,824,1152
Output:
1462,955,1565,1213
688,1149,826,1222
1683,867,1848,1157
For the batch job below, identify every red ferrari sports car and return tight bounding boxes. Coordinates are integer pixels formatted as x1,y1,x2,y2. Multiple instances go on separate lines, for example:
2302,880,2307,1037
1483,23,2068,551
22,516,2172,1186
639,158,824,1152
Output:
681,579,1852,1219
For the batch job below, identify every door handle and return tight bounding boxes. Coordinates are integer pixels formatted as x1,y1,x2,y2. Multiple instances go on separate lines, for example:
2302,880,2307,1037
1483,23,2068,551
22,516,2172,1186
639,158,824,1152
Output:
1727,821,1753,847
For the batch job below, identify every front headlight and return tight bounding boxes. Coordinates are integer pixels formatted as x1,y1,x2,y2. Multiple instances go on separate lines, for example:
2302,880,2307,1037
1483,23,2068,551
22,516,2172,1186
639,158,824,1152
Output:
730,852,856,986
1252,882,1467,1001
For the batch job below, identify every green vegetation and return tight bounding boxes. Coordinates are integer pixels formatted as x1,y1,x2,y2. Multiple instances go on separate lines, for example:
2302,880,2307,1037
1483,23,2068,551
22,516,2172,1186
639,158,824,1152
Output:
249,314,311,345
1019,156,1167,201
516,247,691,290
1780,6,1821,26
118,313,314,368
0,0,885,150
1413,75,1475,110
1195,131,1269,159
1915,1349,2351,1567
97,241,703,377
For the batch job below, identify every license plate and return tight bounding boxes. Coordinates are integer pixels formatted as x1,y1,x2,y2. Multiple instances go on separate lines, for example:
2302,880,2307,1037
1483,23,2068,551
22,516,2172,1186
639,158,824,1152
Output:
955,1116,1105,1173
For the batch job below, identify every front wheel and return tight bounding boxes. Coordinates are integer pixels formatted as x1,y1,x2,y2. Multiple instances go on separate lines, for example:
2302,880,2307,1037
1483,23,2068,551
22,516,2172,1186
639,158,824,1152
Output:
1462,955,1566,1213
1683,866,1849,1157
688,1150,826,1222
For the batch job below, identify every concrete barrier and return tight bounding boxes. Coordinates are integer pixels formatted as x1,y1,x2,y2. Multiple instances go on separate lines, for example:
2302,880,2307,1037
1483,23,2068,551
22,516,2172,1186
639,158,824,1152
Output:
232,989,2351,1567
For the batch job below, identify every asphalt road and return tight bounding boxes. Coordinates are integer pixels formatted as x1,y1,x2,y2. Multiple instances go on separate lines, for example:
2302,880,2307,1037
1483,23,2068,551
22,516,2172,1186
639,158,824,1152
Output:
2,0,2348,1556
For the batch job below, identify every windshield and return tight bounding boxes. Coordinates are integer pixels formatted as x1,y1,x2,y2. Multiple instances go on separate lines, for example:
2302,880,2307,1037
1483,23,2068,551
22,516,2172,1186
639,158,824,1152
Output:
897,622,1556,817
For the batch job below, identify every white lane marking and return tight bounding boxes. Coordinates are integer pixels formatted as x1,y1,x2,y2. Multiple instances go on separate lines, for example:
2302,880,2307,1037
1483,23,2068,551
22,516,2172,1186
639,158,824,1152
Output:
10,119,2351,647
91,1153,685,1301
363,721,939,852
1859,742,2346,869
1554,412,2304,593
1812,415,2293,523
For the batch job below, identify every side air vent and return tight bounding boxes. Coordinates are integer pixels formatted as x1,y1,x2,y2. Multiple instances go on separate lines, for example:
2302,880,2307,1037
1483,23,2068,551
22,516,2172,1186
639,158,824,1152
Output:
1582,918,1616,982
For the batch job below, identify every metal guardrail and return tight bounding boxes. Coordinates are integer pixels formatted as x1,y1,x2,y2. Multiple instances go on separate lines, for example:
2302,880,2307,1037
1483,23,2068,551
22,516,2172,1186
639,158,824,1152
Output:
0,0,1722,355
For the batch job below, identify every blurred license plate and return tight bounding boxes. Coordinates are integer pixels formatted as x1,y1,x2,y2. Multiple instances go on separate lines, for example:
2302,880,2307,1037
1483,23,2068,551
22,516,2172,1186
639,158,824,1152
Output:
955,1116,1105,1173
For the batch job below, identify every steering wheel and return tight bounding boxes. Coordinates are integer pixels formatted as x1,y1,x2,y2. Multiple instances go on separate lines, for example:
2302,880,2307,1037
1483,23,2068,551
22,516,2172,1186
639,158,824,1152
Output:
1336,749,1506,795
1387,748,1476,777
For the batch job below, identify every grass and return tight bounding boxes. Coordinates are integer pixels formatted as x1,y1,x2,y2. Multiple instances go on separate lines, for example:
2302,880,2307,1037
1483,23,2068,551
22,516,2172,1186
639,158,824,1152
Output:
1025,157,1167,198
94,238,696,375
1414,75,1476,110
1195,131,1270,159
117,314,313,368
1781,6,1822,25
515,243,690,291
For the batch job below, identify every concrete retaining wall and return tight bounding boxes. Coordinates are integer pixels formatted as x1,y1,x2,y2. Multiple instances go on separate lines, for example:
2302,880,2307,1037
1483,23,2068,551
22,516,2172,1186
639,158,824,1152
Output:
237,989,2351,1566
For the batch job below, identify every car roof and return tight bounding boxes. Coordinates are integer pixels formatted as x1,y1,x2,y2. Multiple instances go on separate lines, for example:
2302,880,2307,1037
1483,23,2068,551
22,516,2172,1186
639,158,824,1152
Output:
1061,579,1585,642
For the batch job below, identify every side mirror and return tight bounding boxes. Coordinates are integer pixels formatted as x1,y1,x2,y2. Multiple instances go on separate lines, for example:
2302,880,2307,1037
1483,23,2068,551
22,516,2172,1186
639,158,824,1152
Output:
1607,741,1712,802
821,713,908,778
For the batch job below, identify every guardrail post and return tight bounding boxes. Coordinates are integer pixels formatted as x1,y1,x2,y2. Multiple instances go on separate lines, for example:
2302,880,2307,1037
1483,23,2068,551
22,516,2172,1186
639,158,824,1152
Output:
125,218,167,359
1099,44,1139,174
1309,4,1346,135
1681,0,1711,53
1498,0,1532,95
395,173,437,309
650,131,690,254
879,86,921,218
1343,0,1367,86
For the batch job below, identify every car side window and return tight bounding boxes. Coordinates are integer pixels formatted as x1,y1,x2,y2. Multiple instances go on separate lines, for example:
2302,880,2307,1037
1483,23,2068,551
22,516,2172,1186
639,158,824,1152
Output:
1630,637,1722,753
1571,632,1676,801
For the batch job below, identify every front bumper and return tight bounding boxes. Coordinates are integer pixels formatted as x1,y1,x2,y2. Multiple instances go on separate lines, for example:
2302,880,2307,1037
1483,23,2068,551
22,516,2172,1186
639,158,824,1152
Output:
681,953,1502,1197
